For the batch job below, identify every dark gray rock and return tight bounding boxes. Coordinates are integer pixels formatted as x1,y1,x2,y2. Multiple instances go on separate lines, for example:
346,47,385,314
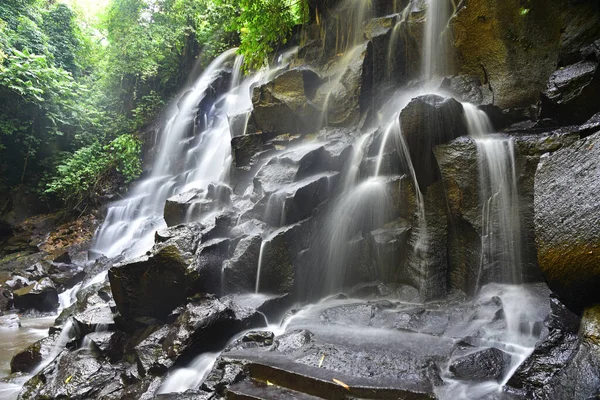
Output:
221,235,262,294
400,94,467,189
246,172,338,227
449,347,512,382
578,112,600,138
313,43,373,128
534,131,600,310
440,75,493,106
505,296,584,398
17,348,133,400
164,184,232,227
72,304,115,336
232,133,264,168
187,238,232,296
10,333,57,373
540,60,600,125
252,68,322,135
109,245,189,325
13,277,59,312
135,296,266,375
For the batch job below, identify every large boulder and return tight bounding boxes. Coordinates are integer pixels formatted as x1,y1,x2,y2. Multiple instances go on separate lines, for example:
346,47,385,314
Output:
134,296,266,375
449,347,512,382
534,131,600,310
313,42,373,128
400,94,467,189
252,68,321,135
108,245,189,324
540,60,600,124
451,0,600,109
13,277,59,312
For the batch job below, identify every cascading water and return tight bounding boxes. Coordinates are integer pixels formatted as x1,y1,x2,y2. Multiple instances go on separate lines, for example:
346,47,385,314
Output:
422,0,453,81
463,104,523,288
91,49,239,260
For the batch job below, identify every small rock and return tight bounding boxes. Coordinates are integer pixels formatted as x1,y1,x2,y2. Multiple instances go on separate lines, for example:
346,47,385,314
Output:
449,347,512,382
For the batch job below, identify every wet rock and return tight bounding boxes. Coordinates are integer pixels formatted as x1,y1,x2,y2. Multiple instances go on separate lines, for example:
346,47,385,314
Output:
255,221,312,294
13,277,59,312
249,172,339,227
540,60,600,124
506,296,584,398
21,262,49,281
314,42,373,128
370,221,411,283
578,112,600,138
164,185,232,227
252,68,321,135
48,263,85,292
53,252,71,264
86,331,129,363
439,75,493,106
400,94,467,189
10,333,57,373
534,131,600,310
272,329,314,353
72,304,115,336
135,296,266,374
221,235,262,294
228,110,254,138
154,391,213,400
186,238,231,296
232,133,264,168
449,347,512,382
109,245,189,324
56,280,112,326
228,331,275,351
18,348,131,399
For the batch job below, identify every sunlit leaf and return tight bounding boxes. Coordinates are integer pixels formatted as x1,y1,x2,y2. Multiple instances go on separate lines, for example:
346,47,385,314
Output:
332,378,350,391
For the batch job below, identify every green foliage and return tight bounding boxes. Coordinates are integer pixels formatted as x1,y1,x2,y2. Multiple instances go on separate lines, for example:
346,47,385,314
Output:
0,0,311,209
43,4,84,75
225,0,308,71
45,134,141,203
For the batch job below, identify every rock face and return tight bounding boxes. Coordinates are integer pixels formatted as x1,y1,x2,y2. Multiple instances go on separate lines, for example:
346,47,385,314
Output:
534,131,600,310
451,0,600,109
108,245,189,325
540,60,600,124
252,68,322,135
400,95,467,189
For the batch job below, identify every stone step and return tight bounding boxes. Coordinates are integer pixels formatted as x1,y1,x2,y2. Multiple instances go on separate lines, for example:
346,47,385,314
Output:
224,351,434,400
227,379,322,400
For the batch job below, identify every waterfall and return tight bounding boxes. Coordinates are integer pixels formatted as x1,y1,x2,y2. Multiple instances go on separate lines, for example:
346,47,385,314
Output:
157,352,219,394
422,0,453,80
91,49,240,260
463,104,523,287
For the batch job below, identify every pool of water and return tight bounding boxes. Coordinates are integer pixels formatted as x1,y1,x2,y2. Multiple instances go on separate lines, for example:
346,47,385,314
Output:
0,315,55,400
